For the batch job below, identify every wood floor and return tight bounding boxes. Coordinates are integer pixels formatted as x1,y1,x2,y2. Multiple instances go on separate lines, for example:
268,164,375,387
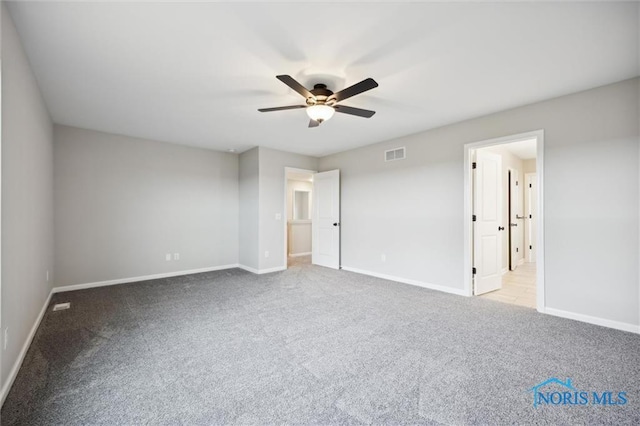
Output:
479,262,536,308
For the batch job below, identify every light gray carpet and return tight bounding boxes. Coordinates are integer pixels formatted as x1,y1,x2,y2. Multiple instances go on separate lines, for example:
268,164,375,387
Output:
2,256,639,425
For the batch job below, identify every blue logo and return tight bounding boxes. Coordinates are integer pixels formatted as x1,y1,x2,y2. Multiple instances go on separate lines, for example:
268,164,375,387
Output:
528,378,628,408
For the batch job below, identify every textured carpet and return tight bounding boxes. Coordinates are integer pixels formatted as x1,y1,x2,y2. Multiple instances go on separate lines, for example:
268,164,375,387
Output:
2,256,639,425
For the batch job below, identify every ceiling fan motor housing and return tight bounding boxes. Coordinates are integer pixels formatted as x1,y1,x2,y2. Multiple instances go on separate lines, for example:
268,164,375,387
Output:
307,84,335,106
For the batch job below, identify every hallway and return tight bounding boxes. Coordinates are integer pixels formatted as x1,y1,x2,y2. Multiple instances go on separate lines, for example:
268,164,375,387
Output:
479,262,536,308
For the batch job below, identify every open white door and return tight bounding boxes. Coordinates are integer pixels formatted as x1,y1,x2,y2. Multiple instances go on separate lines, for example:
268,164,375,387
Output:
509,169,521,271
474,150,502,295
312,170,340,269
525,173,537,263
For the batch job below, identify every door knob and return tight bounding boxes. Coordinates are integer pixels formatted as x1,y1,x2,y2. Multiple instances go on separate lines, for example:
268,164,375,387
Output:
498,226,505,231
333,222,340,227
510,223,518,227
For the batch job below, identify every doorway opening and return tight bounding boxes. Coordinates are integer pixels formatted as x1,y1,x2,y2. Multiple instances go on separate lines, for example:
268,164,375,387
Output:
284,168,315,268
282,167,342,271
464,130,544,311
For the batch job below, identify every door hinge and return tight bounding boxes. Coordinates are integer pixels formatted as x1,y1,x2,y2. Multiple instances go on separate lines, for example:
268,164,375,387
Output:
529,183,532,188
472,267,476,275
529,245,532,250
516,181,519,186
472,162,476,169
529,214,532,219
516,247,519,253
472,214,476,222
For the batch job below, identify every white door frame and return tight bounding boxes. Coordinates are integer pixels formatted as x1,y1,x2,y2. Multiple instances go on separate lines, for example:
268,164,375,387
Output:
524,172,537,263
283,167,317,269
464,130,545,312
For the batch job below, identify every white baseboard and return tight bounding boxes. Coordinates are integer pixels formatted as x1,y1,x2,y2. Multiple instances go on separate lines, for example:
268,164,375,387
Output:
52,264,240,293
1,289,53,407
501,267,508,275
341,266,468,297
238,264,286,275
238,264,259,274
289,252,311,258
517,258,525,266
542,307,640,334
258,266,286,274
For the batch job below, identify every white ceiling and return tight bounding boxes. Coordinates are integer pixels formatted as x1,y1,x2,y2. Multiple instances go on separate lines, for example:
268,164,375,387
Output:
500,138,537,160
6,1,639,157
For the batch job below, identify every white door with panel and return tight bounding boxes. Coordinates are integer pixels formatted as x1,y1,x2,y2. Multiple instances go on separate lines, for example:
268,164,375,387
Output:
525,173,537,263
312,170,340,269
474,150,503,295
509,169,521,271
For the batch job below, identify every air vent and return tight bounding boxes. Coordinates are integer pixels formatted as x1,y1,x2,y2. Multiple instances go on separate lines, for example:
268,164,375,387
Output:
384,147,406,162
53,302,70,311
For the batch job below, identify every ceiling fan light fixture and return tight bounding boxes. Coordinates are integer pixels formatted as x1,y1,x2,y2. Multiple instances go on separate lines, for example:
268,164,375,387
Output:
259,75,378,127
306,104,335,123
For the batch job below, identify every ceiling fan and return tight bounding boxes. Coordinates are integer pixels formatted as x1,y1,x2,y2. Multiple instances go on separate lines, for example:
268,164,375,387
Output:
258,75,378,127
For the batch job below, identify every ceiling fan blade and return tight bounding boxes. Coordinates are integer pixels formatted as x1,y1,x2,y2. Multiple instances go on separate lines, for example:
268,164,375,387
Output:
258,105,306,112
329,78,378,103
308,119,320,128
334,105,376,118
276,75,315,100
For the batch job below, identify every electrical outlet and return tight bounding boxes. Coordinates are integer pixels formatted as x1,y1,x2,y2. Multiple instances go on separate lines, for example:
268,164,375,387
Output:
165,253,171,261
173,253,180,261
381,254,386,263
4,328,8,351
265,251,270,258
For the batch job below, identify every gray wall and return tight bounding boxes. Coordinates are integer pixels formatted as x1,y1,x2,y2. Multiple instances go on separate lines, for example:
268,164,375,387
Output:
238,147,259,270
54,125,238,286
258,148,317,271
1,3,54,389
320,78,640,327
